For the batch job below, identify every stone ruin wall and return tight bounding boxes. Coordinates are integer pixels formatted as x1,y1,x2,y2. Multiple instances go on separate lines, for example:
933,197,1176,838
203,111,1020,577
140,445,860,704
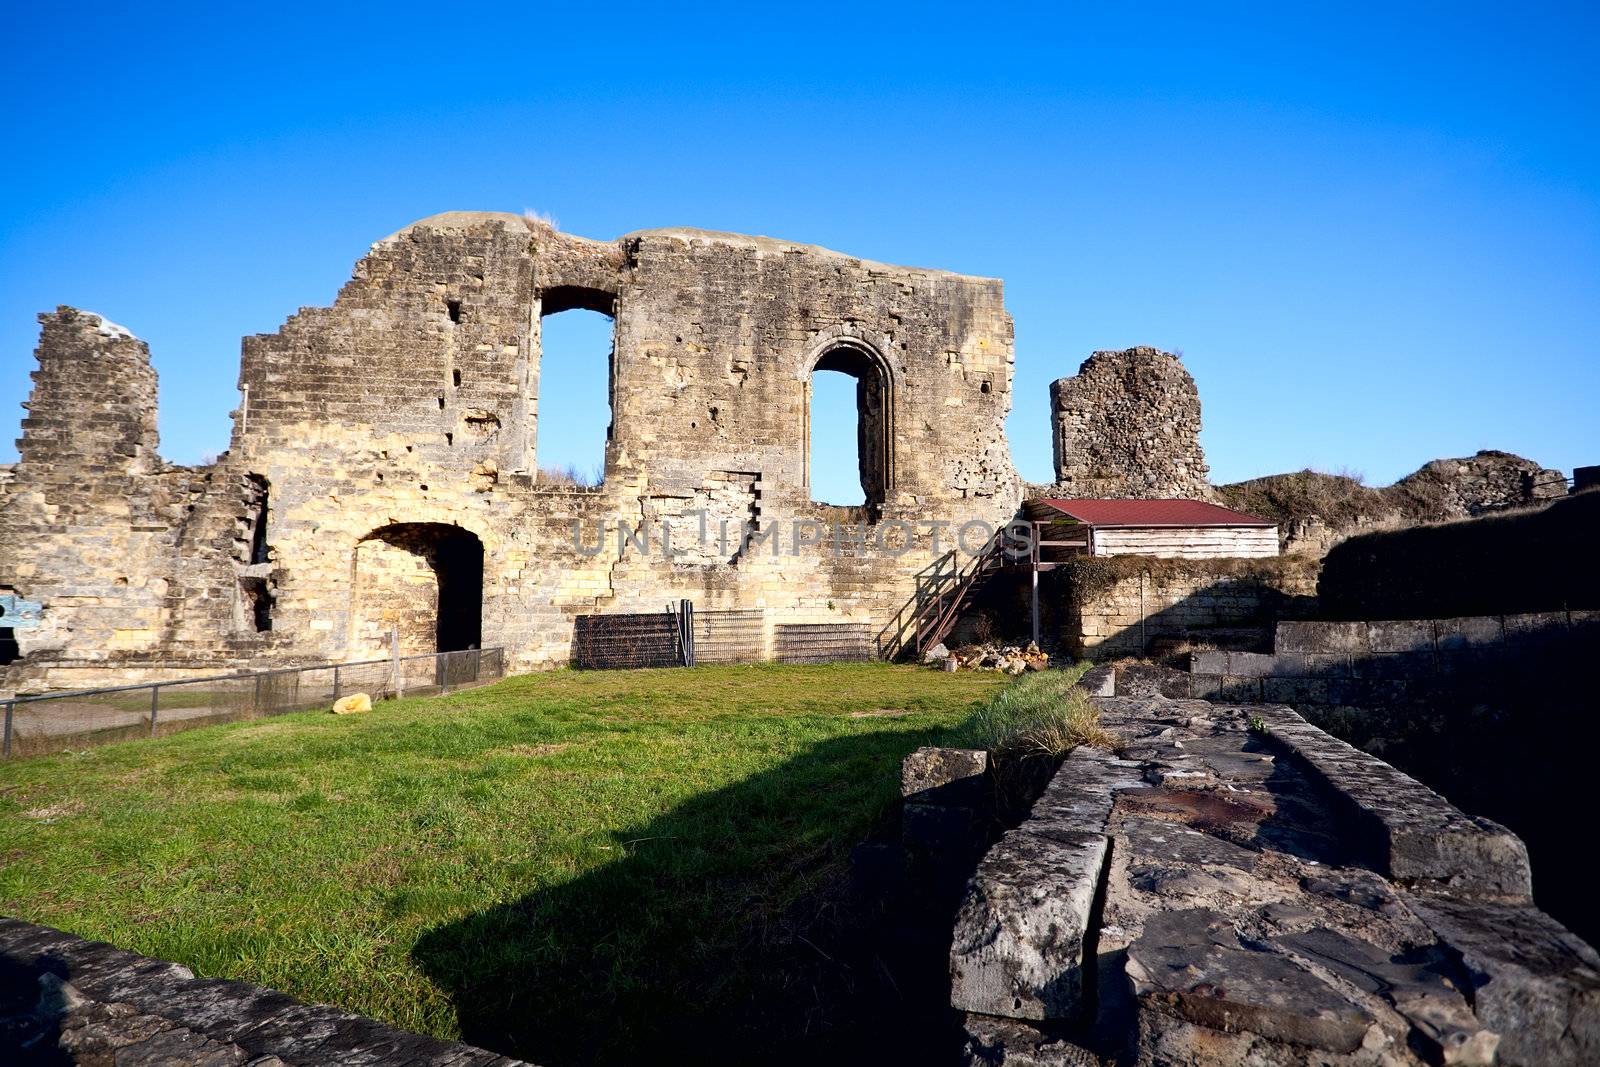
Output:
0,309,270,685
0,213,1021,688
1,213,1578,690
1048,345,1211,500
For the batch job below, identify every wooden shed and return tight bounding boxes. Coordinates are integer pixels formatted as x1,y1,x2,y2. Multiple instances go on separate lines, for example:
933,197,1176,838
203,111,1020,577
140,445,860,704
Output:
1024,498,1279,559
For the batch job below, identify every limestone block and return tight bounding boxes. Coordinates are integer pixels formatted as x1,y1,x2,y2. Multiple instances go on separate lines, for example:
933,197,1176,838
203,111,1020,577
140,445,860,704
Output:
1126,908,1376,1055
1434,615,1503,649
901,746,988,799
950,827,1109,1020
331,692,372,714
1368,620,1435,653
1250,705,1532,896
1409,896,1600,1067
1276,620,1368,655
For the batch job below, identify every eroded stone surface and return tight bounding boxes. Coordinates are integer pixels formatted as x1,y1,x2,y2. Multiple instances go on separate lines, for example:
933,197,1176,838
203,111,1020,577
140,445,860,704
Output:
0,918,528,1065
1126,908,1377,1054
956,694,1597,1066
1048,346,1209,500
950,828,1109,1020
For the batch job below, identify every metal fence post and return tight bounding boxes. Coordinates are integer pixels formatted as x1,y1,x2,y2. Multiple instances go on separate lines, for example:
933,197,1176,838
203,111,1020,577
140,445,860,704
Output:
390,625,402,699
3,701,12,758
253,673,263,713
440,652,450,695
332,665,342,701
149,686,159,737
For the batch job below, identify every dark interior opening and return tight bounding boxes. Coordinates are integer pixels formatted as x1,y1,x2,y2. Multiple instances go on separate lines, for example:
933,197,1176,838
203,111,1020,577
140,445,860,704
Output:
0,595,16,665
240,576,274,633
247,474,271,565
540,284,617,316
447,299,462,323
362,523,485,653
434,528,484,652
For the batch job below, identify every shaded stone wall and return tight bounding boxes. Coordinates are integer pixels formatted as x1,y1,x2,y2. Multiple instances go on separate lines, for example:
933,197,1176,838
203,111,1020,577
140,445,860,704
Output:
1048,346,1209,499
1318,488,1597,619
0,917,531,1065
1,214,1021,687
1058,556,1318,658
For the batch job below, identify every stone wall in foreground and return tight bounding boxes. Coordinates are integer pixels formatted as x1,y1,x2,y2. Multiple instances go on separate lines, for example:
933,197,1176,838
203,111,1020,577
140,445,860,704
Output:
0,917,531,1065
947,688,1599,1066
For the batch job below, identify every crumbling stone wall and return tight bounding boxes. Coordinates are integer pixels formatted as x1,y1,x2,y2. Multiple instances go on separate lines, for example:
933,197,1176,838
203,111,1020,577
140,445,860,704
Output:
1049,346,1209,499
1,214,1021,686
1219,449,1569,557
0,310,280,688
947,691,1600,1066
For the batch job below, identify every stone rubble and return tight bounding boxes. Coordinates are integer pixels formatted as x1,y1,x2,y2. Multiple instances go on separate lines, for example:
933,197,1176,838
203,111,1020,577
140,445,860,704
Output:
935,642,1051,675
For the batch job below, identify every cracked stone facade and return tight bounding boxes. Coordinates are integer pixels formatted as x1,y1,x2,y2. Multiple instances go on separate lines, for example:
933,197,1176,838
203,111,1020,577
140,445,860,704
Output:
0,213,1021,687
1049,346,1210,500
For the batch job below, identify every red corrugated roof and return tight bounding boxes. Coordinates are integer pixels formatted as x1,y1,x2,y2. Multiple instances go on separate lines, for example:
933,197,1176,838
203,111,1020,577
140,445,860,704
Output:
1032,498,1275,527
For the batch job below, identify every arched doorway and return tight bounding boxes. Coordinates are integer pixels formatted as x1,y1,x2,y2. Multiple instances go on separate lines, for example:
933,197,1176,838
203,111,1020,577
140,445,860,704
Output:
805,340,893,510
352,523,484,655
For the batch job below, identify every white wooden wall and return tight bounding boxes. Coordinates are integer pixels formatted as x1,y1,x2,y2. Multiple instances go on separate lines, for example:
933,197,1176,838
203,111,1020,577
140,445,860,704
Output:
1093,526,1279,559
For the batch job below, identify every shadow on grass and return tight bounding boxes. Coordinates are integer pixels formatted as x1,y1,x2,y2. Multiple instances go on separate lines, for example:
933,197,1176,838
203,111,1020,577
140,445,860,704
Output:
411,726,964,1067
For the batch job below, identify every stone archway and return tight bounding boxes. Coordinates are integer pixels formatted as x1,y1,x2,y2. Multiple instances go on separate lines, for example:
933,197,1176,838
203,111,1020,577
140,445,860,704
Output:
803,337,895,510
351,523,484,655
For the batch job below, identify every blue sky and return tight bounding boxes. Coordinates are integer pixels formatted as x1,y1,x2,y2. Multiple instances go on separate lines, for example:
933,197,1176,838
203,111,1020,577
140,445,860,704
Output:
2,2,1596,503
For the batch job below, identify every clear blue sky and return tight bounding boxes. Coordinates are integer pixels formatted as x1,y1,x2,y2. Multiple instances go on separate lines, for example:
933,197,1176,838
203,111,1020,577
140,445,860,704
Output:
2,2,1596,503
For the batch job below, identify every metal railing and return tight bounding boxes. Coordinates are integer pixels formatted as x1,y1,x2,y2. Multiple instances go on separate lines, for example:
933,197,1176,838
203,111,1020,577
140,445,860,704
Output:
1,647,505,760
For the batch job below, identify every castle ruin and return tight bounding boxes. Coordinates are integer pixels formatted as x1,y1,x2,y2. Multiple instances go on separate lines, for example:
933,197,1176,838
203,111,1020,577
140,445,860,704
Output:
0,212,1568,691
1,213,1029,687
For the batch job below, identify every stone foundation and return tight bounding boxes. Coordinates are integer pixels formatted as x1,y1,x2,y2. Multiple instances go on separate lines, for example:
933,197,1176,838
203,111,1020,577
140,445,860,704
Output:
0,918,531,1065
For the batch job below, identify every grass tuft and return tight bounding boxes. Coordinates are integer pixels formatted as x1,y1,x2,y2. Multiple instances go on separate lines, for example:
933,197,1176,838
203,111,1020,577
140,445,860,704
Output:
958,664,1118,759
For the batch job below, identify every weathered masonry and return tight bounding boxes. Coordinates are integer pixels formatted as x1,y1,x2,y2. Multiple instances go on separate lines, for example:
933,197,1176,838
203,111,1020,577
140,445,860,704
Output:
0,214,1022,687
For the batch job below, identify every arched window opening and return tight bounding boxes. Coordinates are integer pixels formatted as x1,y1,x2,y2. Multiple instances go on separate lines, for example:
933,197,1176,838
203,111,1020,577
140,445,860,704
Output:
806,343,891,510
536,287,615,487
354,523,484,655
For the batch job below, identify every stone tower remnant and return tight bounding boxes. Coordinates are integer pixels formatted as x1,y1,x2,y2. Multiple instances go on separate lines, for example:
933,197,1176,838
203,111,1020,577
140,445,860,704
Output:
1049,346,1210,499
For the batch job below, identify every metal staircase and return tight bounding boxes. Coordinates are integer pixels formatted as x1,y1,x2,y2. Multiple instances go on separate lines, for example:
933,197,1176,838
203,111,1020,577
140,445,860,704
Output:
909,528,1010,656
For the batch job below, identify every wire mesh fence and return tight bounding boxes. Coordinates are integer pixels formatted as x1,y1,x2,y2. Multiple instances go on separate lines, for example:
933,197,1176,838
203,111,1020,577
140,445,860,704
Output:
1,647,505,760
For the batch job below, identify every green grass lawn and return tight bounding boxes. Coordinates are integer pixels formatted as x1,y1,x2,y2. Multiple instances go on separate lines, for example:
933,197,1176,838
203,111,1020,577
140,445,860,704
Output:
0,663,1004,1064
